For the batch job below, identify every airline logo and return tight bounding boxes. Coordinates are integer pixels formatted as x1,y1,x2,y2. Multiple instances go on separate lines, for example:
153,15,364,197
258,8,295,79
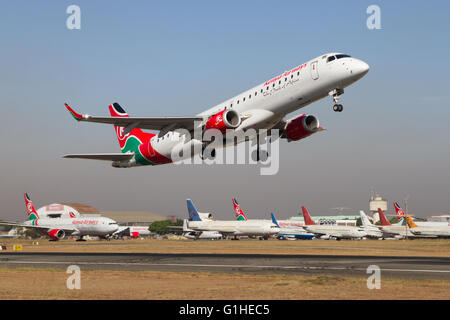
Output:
72,220,99,225
394,202,406,219
232,198,247,221
69,211,76,218
264,64,307,86
24,193,39,221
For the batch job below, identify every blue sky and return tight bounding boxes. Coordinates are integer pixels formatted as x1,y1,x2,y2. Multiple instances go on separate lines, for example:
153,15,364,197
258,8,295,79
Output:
1,1,449,220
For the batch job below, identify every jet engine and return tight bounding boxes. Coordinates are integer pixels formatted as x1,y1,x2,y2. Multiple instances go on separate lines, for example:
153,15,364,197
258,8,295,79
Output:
48,229,65,240
205,109,241,133
284,114,320,141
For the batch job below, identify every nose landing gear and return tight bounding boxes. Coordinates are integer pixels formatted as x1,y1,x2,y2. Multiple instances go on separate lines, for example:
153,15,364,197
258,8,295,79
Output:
329,88,344,112
333,104,343,112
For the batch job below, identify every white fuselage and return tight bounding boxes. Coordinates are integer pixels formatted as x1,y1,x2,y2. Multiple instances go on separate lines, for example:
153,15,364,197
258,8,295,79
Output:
187,219,280,237
303,225,367,239
409,225,450,238
25,217,119,237
148,53,369,161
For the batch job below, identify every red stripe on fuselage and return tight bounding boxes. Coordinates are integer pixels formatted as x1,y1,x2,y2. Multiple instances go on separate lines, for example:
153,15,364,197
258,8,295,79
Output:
139,141,172,165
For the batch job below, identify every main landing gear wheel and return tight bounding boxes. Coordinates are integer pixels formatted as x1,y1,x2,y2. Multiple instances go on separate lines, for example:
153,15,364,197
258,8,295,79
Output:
333,104,343,112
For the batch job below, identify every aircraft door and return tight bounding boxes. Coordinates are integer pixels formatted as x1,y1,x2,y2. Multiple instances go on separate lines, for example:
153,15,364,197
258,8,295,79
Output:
310,61,319,80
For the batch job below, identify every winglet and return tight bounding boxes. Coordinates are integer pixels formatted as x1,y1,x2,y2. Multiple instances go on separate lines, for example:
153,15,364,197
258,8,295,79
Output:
64,103,83,121
271,213,280,228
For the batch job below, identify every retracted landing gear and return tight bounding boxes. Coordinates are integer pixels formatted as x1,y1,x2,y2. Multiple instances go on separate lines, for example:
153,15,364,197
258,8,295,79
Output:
329,88,344,112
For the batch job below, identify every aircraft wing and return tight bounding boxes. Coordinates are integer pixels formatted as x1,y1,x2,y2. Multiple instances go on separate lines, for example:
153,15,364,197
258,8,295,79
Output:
63,153,134,161
0,222,77,235
65,104,204,131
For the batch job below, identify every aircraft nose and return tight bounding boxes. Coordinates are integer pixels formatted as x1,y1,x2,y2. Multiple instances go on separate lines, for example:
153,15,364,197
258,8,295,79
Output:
353,59,370,77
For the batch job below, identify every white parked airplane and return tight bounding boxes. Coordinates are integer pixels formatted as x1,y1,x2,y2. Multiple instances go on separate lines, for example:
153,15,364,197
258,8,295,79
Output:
64,53,369,167
359,210,401,239
232,198,314,240
186,199,280,239
181,219,222,240
406,215,450,238
376,208,416,238
114,225,151,238
0,195,119,241
301,206,366,240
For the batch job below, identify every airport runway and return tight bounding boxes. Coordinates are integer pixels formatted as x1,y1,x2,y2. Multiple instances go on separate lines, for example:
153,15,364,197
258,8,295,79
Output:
1,252,450,280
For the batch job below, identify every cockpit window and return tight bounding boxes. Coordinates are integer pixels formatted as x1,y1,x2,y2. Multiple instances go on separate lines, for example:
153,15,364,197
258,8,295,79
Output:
327,56,335,62
335,54,351,59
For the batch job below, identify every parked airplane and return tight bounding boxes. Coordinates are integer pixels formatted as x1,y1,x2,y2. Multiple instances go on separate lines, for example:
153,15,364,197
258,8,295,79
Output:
182,219,222,240
114,225,151,238
186,199,280,239
64,53,369,167
0,196,119,241
377,208,415,238
359,210,401,239
232,198,314,239
405,215,450,238
301,206,366,240
393,202,449,227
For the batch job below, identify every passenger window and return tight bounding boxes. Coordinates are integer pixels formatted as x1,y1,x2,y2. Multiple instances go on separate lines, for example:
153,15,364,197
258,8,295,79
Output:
255,92,257,96
249,94,251,98
297,72,299,76
243,97,245,101
285,78,287,81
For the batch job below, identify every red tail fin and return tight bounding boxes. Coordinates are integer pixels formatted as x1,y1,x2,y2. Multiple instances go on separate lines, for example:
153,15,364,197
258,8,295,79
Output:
378,208,391,226
393,202,406,220
109,103,153,152
301,206,316,225
24,193,39,220
232,198,247,221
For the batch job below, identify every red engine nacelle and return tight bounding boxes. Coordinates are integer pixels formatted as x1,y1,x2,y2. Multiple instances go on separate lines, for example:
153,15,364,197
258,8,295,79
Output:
284,114,320,141
48,229,65,240
130,232,139,239
205,109,241,133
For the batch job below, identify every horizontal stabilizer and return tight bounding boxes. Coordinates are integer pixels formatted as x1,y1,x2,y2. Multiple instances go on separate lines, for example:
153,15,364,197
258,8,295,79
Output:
63,153,134,162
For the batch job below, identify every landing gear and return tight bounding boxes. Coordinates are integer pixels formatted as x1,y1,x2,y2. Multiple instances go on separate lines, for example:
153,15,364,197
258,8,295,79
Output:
329,88,344,112
333,104,343,112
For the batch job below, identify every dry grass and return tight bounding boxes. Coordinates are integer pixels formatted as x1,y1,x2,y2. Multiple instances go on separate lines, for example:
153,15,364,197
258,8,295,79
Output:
0,267,448,300
1,238,450,257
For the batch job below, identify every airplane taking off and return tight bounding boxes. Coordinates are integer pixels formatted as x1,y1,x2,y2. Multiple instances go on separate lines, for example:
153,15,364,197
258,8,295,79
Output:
64,53,369,167
301,206,366,240
0,194,119,241
186,199,280,239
